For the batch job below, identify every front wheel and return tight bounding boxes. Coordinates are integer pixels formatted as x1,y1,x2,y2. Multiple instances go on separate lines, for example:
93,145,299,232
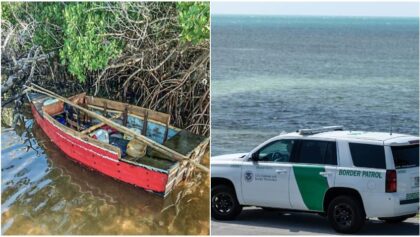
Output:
211,185,242,220
327,196,366,234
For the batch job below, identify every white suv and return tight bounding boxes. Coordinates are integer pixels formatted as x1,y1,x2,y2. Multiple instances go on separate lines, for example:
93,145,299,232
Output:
211,126,419,233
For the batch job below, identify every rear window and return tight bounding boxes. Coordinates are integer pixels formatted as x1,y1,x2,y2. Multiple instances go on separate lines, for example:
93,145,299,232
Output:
349,143,386,169
391,145,419,169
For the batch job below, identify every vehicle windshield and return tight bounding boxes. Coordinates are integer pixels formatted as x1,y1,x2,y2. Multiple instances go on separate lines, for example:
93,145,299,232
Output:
391,144,419,169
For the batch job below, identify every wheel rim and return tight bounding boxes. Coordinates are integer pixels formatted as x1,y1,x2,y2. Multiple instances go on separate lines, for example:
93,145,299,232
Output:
333,203,353,228
212,192,234,215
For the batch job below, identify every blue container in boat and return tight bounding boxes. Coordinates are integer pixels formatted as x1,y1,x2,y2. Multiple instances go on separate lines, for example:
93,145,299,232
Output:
109,137,129,157
56,117,66,125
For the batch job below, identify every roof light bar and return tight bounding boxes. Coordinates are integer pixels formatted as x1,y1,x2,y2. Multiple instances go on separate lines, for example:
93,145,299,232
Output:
298,126,343,135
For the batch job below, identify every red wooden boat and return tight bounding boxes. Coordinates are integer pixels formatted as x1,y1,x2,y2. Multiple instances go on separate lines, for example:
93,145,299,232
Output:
27,92,208,196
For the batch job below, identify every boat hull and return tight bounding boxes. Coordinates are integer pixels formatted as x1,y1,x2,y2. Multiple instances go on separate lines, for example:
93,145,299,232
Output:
31,104,169,195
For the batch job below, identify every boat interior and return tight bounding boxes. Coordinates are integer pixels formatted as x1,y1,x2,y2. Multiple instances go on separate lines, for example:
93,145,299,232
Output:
29,93,207,173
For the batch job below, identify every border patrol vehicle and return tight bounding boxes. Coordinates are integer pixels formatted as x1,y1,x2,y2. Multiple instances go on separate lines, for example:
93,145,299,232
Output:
211,126,419,233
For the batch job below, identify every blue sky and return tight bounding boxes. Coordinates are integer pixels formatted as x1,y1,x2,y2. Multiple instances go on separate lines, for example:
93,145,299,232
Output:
211,2,419,17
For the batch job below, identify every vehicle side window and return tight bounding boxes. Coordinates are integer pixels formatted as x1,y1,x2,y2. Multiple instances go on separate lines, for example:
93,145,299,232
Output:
324,142,338,165
256,140,295,162
296,140,337,165
349,143,386,169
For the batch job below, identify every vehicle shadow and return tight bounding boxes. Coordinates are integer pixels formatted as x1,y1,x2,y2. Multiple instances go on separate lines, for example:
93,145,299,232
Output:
212,208,419,235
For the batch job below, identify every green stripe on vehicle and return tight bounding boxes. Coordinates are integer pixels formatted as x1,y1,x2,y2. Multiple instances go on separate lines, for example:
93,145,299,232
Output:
293,165,329,211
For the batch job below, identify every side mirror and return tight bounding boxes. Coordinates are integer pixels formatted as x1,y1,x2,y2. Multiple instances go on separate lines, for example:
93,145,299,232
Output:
251,152,259,161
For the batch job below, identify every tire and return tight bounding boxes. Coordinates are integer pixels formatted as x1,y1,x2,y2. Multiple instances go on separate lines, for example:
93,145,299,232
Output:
211,184,242,220
327,195,366,234
379,215,414,223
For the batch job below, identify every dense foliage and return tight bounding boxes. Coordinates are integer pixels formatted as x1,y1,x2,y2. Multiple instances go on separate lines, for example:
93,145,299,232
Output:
60,3,123,82
1,2,209,82
1,2,210,135
177,2,210,44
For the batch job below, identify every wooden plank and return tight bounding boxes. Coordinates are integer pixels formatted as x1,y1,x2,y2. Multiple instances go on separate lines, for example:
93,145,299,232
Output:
68,92,87,103
121,154,174,171
66,117,82,131
86,96,171,124
186,137,209,158
122,104,128,126
85,104,181,131
43,92,86,116
163,117,170,143
80,113,122,135
142,110,148,136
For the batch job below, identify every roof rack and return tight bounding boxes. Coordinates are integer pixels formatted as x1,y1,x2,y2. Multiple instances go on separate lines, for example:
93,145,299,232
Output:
298,126,343,135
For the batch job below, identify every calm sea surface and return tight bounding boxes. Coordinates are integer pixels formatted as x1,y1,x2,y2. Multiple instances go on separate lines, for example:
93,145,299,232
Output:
1,107,209,234
211,15,419,156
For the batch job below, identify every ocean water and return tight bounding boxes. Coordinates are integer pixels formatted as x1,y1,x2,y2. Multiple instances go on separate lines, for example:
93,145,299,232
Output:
211,15,419,156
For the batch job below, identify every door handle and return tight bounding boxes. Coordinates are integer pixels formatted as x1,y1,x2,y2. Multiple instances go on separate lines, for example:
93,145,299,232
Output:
319,171,332,177
275,169,288,174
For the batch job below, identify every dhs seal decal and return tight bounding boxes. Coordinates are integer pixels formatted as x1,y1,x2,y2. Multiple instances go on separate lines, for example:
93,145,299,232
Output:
244,170,253,182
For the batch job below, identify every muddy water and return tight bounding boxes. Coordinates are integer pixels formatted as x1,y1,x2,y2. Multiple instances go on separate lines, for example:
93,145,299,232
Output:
1,107,209,235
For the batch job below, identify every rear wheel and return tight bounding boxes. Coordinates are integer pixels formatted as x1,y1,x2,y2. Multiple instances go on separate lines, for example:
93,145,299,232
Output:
211,185,242,220
327,196,365,234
